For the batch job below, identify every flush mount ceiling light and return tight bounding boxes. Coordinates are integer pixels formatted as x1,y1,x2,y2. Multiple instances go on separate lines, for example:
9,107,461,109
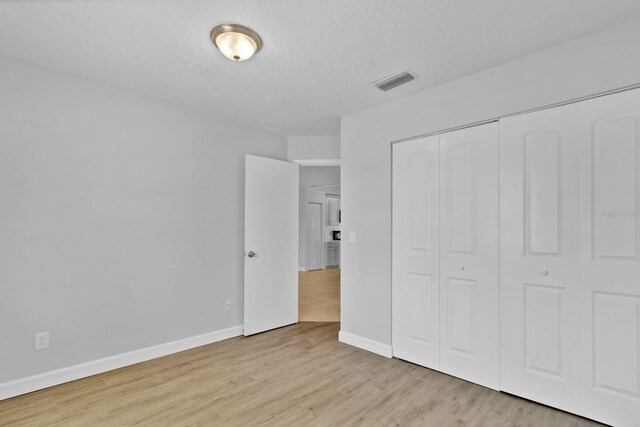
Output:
210,24,262,62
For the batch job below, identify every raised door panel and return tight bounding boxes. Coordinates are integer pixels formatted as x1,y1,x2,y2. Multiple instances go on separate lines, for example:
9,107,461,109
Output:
592,116,638,260
579,88,640,427
328,197,341,226
499,104,581,413
446,278,475,357
392,136,440,369
525,131,561,256
439,123,499,390
326,246,334,267
523,284,564,376
408,274,434,343
447,145,476,255
592,292,639,397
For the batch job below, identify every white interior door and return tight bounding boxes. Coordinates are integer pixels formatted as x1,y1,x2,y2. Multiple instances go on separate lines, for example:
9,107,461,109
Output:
244,155,299,336
578,89,640,426
392,136,441,369
306,202,323,271
500,104,582,412
439,123,500,390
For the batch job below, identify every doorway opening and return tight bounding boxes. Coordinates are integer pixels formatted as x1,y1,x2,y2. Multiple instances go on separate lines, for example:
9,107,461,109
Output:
298,166,341,322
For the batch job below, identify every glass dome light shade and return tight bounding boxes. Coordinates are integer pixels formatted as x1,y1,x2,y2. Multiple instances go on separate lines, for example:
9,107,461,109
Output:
211,24,262,62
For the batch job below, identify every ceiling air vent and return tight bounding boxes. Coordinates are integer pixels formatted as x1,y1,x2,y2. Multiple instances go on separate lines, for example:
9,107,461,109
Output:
371,70,417,92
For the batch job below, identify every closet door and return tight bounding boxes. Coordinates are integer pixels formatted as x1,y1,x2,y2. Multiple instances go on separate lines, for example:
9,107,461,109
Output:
392,136,441,369
578,88,640,426
439,123,499,389
499,105,581,412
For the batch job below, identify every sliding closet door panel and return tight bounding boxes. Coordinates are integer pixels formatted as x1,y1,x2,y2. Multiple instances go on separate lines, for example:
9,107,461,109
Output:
439,123,499,390
499,104,581,412
579,88,640,427
392,136,440,369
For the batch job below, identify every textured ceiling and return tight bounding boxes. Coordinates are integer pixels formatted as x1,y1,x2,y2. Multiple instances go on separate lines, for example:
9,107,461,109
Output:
1,1,640,136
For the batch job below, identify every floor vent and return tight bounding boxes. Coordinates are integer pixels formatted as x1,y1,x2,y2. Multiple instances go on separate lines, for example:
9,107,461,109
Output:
371,70,417,92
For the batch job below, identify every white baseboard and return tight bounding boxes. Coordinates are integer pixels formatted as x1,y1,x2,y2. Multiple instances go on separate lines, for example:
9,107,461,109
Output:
338,330,392,358
0,324,244,401
298,266,307,272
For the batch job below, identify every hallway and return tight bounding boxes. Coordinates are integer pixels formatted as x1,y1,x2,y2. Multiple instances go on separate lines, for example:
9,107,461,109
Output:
298,268,340,322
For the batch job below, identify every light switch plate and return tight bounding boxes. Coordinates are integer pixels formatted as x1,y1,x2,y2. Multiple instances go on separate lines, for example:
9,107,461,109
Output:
348,231,356,243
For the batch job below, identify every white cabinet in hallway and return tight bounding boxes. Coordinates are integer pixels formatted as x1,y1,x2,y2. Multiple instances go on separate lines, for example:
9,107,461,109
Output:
327,196,341,225
326,242,340,267
392,123,500,389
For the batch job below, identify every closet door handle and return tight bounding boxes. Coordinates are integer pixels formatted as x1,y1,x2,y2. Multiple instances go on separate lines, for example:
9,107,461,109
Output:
540,268,549,276
459,265,465,271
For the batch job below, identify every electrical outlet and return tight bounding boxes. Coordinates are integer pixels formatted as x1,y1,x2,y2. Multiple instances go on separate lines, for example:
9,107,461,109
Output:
35,332,50,351
225,299,232,311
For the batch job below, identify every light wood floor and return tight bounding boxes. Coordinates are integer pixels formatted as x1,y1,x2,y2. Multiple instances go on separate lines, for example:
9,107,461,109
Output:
0,323,601,427
298,268,340,322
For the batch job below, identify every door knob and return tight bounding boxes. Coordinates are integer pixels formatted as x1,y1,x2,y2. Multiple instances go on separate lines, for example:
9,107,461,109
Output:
459,265,465,271
540,268,549,276
247,251,256,258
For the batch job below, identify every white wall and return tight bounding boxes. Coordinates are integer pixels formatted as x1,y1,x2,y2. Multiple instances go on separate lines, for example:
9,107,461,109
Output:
340,20,640,348
287,136,340,161
298,166,340,269
0,57,287,384
299,166,340,190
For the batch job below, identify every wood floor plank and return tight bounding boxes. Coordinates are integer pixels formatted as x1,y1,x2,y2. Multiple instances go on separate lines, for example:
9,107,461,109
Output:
298,268,340,322
0,323,602,426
